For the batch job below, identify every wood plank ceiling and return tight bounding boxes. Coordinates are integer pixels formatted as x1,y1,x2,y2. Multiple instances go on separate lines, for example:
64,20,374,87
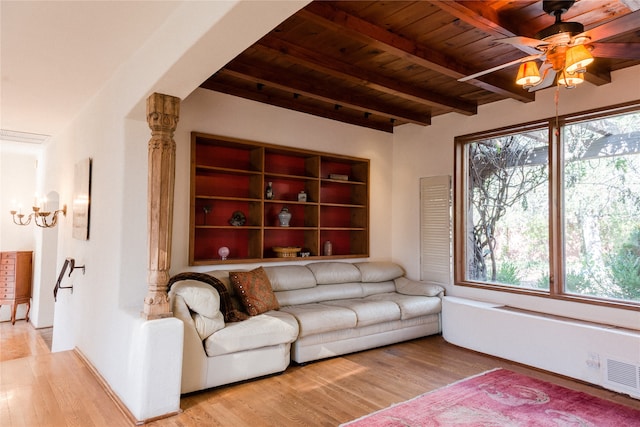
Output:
201,1,640,133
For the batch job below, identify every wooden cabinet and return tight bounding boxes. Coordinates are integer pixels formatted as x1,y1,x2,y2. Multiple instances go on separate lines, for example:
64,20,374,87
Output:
190,133,369,265
0,251,33,324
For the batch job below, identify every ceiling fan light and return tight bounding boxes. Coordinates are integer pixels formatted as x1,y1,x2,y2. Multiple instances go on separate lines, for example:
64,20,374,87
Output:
516,61,541,86
565,45,593,73
558,71,585,88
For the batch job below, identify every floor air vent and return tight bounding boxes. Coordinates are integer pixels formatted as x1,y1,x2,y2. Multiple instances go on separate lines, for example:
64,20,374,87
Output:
604,358,640,397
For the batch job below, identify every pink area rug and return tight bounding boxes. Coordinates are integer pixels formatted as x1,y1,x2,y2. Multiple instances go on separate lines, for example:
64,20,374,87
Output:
341,368,640,426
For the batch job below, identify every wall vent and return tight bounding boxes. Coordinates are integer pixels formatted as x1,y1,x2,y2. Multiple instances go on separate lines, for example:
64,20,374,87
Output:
604,358,640,397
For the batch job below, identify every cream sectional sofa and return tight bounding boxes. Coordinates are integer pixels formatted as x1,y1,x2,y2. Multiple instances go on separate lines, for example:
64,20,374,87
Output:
169,261,444,394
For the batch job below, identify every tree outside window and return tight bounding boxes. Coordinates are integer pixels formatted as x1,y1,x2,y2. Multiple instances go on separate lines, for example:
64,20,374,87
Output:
455,104,640,307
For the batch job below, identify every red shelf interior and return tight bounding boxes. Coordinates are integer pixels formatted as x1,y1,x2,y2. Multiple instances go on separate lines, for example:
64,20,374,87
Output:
321,182,355,205
195,173,253,198
196,144,257,171
265,152,309,176
321,206,367,228
264,229,307,253
194,228,256,260
320,230,354,255
321,160,352,180
195,199,258,227
268,179,309,202
264,203,311,227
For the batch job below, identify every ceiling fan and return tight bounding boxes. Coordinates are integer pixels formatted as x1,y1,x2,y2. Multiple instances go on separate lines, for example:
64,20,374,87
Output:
459,0,640,91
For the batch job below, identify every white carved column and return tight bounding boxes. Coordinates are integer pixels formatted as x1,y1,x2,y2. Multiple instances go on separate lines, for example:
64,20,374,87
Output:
143,93,180,320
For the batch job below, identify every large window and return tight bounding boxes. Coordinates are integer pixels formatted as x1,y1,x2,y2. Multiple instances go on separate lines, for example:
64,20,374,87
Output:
454,102,640,308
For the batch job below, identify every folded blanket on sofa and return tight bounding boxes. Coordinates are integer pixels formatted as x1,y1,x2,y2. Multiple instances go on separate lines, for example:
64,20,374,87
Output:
168,272,248,322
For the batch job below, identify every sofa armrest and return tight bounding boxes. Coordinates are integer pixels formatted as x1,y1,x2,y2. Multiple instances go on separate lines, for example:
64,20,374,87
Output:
394,276,445,297
169,280,225,339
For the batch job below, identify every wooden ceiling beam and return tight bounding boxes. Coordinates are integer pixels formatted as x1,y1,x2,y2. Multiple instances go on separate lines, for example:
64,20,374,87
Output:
582,63,612,86
257,36,477,116
431,2,633,88
430,1,539,54
200,78,394,133
220,59,432,126
300,1,534,103
583,10,640,42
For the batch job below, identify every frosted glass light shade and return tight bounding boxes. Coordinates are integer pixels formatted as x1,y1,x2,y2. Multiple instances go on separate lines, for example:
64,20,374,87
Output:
516,61,541,86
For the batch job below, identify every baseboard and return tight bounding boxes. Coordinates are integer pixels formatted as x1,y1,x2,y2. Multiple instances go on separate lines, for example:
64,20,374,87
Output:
73,348,182,425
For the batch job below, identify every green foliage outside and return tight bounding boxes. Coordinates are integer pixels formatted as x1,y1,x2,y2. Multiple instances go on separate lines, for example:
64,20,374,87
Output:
467,110,640,303
607,227,640,301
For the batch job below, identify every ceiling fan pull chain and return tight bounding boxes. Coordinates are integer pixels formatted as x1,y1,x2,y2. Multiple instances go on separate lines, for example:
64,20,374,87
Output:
554,85,561,138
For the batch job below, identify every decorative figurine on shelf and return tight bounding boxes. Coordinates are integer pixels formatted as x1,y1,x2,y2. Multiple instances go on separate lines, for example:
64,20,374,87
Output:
218,246,230,260
229,211,246,226
323,240,333,256
298,190,307,202
265,182,274,200
202,206,211,225
278,206,292,227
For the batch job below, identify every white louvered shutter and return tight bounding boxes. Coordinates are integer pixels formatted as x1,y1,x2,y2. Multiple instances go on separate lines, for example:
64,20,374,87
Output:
420,176,452,285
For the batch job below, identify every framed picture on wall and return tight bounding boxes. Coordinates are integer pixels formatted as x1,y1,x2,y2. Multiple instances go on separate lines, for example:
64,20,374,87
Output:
72,157,92,240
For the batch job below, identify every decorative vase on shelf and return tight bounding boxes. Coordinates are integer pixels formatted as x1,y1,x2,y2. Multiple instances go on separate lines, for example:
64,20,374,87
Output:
265,182,274,200
278,206,292,227
324,240,332,256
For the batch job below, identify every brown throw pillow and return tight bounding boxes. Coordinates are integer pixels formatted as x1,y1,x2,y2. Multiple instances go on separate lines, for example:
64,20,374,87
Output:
229,267,280,316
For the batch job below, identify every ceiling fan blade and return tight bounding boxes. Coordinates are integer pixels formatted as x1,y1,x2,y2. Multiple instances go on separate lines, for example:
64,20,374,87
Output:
528,65,556,92
497,36,548,49
581,10,640,43
458,54,543,82
590,42,640,59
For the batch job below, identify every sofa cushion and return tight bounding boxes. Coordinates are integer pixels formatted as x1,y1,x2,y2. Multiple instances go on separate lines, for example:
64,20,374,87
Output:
229,267,280,316
192,312,225,340
203,311,298,357
355,262,404,282
263,265,317,291
360,281,397,297
307,262,361,284
280,303,357,337
365,293,442,320
275,283,364,306
323,299,401,327
394,276,445,297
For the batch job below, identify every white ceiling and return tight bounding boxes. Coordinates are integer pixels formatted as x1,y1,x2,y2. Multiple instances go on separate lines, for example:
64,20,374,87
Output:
0,1,182,140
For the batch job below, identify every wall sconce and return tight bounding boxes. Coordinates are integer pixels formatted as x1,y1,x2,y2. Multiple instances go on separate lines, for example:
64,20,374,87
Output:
10,198,67,228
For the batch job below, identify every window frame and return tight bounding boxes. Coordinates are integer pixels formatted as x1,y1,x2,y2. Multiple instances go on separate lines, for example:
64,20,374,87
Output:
453,100,640,311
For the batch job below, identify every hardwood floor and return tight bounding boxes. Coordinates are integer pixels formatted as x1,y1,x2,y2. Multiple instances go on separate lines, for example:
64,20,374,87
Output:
2,320,640,426
0,320,130,426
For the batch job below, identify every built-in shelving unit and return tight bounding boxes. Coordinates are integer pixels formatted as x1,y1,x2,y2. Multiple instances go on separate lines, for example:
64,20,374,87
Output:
189,132,369,265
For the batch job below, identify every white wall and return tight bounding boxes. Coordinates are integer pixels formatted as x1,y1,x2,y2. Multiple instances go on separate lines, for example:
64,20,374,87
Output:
172,88,393,274
34,1,311,422
392,64,640,331
443,297,640,398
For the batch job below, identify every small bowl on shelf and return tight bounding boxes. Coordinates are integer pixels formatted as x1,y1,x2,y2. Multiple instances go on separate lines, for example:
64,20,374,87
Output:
272,246,301,258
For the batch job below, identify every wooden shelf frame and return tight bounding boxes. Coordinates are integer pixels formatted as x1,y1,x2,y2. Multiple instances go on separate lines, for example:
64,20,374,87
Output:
189,132,369,265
